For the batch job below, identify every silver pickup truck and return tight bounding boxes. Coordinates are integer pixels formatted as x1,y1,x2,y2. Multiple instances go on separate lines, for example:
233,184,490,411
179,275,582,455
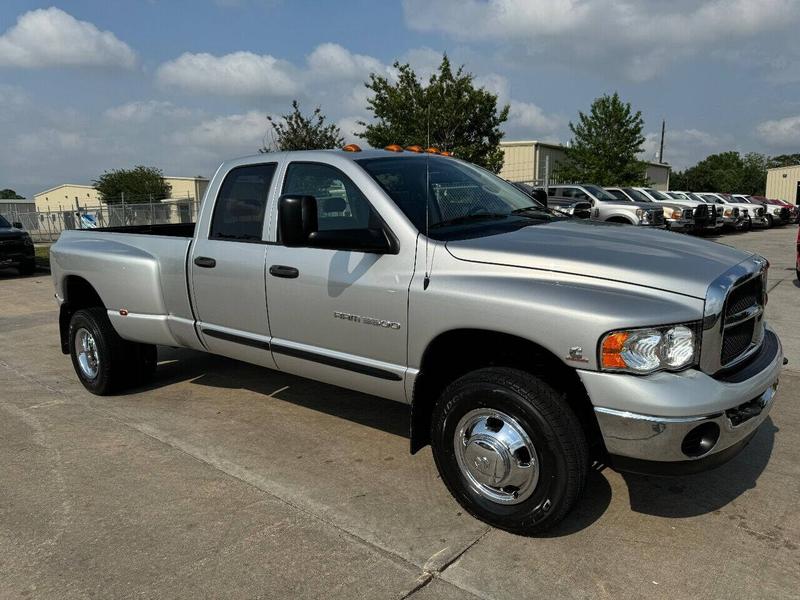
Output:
51,148,783,534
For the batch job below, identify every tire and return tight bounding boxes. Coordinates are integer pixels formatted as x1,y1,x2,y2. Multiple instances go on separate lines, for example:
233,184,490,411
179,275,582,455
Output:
431,367,588,535
766,215,774,228
68,307,157,395
18,258,35,276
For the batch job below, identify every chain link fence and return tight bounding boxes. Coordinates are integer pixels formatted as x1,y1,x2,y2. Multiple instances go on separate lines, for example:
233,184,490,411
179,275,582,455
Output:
3,197,201,242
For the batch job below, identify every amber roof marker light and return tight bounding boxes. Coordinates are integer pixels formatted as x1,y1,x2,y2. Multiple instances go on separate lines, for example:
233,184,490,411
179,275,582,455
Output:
384,144,404,152
405,145,424,153
425,147,440,154
342,144,361,152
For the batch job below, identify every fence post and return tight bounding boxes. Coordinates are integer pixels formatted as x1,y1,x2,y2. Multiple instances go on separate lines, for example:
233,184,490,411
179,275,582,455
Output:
544,155,550,189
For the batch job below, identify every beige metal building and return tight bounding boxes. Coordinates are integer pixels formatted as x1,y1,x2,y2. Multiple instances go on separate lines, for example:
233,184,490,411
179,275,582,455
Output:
498,140,671,190
34,184,100,212
34,176,210,212
765,164,800,204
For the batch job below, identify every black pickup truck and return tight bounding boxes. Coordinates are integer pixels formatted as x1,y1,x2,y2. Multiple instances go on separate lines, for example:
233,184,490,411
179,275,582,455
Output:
0,215,35,275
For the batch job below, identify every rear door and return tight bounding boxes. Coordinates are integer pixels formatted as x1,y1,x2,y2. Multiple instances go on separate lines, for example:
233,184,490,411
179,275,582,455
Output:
264,161,413,401
190,162,278,368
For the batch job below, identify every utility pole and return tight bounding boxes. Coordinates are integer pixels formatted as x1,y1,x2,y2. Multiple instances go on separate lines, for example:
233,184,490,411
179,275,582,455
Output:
659,120,666,164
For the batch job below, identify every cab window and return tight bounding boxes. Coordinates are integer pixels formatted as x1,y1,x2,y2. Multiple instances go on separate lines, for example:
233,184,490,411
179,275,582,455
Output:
282,162,380,232
210,163,277,241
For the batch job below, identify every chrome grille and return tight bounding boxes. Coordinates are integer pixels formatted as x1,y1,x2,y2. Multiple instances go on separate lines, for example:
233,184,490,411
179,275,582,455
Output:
682,208,694,220
701,255,768,376
720,274,765,366
649,209,665,225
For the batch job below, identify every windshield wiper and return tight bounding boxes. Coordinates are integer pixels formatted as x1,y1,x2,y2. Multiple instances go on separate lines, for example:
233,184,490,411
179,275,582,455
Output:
510,206,553,218
430,213,509,228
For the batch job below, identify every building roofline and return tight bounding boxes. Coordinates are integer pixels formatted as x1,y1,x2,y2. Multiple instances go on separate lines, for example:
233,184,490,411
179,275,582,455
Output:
767,163,800,171
164,176,210,181
500,139,670,170
34,183,96,197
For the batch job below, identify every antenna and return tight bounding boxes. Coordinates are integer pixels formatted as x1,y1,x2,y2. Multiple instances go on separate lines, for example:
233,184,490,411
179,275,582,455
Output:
423,105,431,290
659,119,666,164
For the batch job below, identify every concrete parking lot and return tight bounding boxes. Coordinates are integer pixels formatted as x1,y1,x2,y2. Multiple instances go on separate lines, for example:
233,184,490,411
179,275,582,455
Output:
1,226,798,599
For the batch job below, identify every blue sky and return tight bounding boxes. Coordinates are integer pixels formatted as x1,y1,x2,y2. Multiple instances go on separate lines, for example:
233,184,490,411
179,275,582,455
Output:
2,1,799,198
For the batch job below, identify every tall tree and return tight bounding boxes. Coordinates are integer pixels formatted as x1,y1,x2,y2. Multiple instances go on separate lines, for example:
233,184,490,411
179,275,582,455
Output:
93,166,171,204
0,189,25,199
671,151,767,195
358,55,510,173
560,92,648,186
261,100,343,152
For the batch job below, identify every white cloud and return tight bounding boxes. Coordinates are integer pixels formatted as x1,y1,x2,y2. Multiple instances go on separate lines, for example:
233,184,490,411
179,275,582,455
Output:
402,0,800,80
507,101,562,134
307,43,384,80
756,115,800,147
0,7,136,69
156,51,299,96
170,111,268,149
336,116,366,144
104,100,198,123
642,128,730,169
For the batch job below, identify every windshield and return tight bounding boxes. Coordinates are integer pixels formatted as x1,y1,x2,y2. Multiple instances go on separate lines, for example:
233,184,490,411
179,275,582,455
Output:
643,188,670,201
622,188,650,202
701,194,723,204
0,215,11,228
686,193,705,203
666,191,685,200
606,188,632,202
357,156,564,240
582,184,619,201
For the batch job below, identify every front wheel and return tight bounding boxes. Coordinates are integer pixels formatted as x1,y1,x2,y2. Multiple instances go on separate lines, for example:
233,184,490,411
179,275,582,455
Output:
431,367,588,535
766,214,774,228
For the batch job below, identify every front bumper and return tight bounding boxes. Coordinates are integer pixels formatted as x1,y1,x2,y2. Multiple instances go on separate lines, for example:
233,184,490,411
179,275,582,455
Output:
751,216,769,228
579,327,783,474
665,218,692,232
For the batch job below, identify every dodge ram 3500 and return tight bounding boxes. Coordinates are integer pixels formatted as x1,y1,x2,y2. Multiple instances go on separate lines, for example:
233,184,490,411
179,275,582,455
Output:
51,148,783,534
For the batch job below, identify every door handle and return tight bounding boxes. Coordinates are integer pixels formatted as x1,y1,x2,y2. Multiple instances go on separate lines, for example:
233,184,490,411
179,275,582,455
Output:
194,256,216,268
269,265,299,279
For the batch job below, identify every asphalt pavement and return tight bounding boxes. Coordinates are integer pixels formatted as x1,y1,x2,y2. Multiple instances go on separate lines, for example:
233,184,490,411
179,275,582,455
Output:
1,225,798,599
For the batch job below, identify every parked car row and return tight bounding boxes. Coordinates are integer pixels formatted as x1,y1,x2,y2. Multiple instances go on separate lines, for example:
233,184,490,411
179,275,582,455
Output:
511,182,796,235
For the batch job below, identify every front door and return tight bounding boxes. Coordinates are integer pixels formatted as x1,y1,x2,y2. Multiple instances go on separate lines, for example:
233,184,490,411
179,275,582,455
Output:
265,161,414,401
190,162,278,368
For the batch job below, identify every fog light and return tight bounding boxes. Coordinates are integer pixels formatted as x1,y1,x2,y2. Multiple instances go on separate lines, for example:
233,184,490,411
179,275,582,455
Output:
681,422,720,458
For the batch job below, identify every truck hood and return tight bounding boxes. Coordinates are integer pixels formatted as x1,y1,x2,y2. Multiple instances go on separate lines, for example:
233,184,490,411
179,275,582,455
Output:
0,228,25,240
445,220,752,299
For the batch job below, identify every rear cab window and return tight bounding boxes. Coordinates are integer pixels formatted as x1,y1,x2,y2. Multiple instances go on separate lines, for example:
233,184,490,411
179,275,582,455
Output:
210,163,277,242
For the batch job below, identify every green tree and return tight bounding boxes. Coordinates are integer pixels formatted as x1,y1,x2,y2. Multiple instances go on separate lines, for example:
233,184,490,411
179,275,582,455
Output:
671,151,767,195
358,55,509,172
0,189,24,199
93,166,172,204
560,92,648,186
261,100,344,152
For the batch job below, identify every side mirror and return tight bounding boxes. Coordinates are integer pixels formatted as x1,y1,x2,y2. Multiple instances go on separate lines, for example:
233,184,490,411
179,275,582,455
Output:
308,228,396,254
278,194,318,247
12,222,23,229
531,189,548,207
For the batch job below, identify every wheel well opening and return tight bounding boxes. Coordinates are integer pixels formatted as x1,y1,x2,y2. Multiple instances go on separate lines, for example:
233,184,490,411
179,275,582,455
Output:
411,329,603,456
59,276,105,353
606,216,631,224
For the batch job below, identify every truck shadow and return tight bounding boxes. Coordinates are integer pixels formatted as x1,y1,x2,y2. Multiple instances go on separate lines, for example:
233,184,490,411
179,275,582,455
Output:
618,418,776,518
138,347,772,534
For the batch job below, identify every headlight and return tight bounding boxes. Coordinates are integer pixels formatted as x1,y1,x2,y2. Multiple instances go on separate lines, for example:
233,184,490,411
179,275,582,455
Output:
669,208,682,219
636,209,651,224
23,234,33,246
774,208,782,214
600,323,699,374
724,208,733,217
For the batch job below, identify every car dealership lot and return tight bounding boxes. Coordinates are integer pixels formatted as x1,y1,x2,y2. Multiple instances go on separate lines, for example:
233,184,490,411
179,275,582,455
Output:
1,227,799,600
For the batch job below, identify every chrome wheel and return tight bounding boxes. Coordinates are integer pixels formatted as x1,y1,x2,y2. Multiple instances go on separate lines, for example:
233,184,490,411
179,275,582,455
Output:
74,327,100,380
454,408,539,505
